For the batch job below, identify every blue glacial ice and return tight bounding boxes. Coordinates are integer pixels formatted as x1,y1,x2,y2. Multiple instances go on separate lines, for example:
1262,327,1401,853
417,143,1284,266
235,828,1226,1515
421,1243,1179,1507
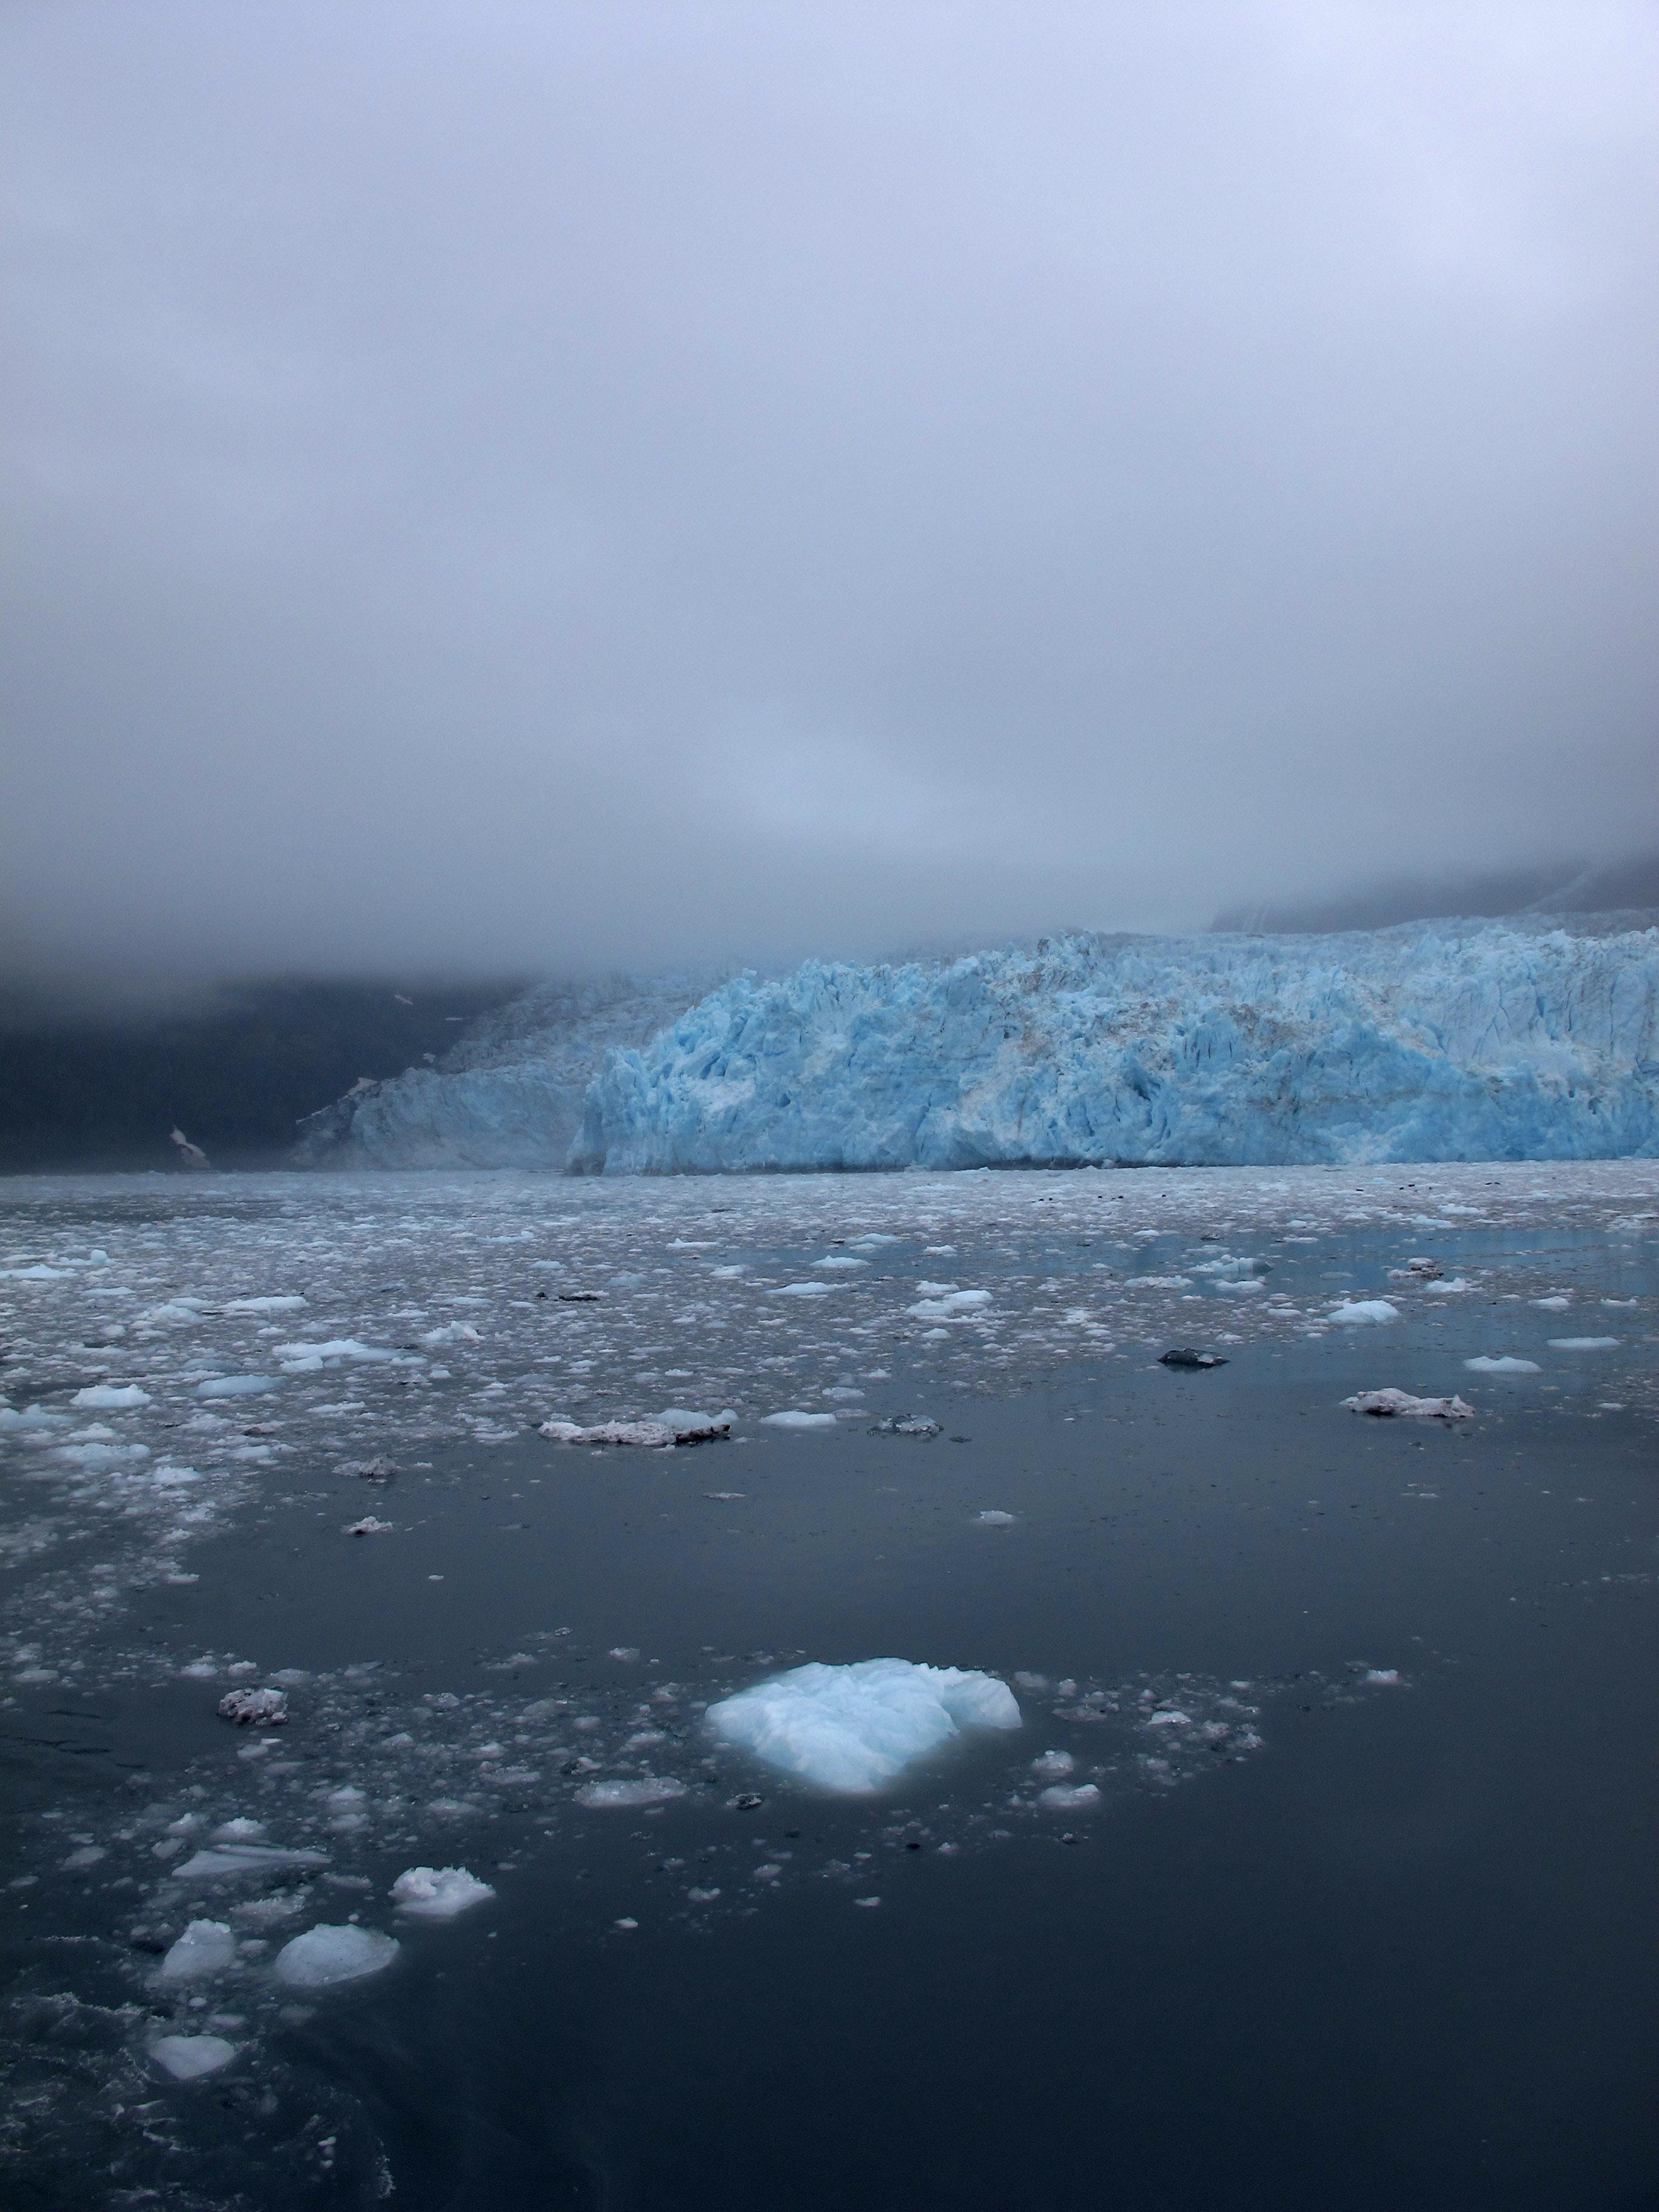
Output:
295,973,722,1168
573,917,1659,1171
707,1658,1023,1792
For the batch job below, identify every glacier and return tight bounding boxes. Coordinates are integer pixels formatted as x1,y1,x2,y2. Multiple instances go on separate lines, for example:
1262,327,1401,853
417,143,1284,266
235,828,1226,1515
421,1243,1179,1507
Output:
572,917,1659,1172
292,915,1659,1171
294,973,719,1168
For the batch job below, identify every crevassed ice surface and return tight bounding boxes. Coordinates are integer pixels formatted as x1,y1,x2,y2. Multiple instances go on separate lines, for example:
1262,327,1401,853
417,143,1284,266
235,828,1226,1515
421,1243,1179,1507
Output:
574,917,1659,1172
707,1659,1023,1792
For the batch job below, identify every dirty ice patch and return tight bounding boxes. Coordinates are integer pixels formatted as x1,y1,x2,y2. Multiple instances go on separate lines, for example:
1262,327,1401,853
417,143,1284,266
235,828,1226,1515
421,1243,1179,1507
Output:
1342,1389,1472,1419
707,1658,1022,1793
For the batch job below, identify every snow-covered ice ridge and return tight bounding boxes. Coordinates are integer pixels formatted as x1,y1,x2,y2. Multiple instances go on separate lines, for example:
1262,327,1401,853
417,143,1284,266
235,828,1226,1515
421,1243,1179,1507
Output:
575,917,1659,1171
296,971,725,1169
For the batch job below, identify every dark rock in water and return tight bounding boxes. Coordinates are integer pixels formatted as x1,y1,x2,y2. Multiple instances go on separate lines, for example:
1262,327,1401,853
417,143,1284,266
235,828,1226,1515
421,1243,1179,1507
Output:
732,1793,765,1811
557,1291,604,1302
1159,1348,1228,1369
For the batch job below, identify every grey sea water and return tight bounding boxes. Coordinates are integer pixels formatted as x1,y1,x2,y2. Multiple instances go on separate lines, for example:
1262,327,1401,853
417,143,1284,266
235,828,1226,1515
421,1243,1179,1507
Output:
2,1165,1656,2208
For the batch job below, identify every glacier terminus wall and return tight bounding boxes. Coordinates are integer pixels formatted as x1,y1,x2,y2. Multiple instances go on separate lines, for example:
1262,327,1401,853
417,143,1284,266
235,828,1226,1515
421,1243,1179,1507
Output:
570,919,1659,1173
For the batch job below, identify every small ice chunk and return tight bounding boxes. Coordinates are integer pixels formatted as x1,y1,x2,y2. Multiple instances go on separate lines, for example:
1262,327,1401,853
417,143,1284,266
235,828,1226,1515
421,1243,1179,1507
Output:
273,1924,400,1988
1328,1300,1399,1325
769,1282,831,1297
1031,1750,1075,1778
707,1658,1021,1794
907,1289,992,1319
760,1410,839,1431
575,1777,689,1808
344,1517,394,1535
973,1510,1016,1526
70,1383,152,1409
150,2034,238,2080
420,1321,483,1346
1342,1389,1473,1419
337,1455,397,1481
1464,1356,1541,1374
159,1920,236,1980
1362,1668,1403,1686
1547,1336,1620,1350
390,1865,495,1919
813,1256,868,1270
197,1376,278,1398
1037,1782,1101,1810
223,1295,307,1313
870,1415,940,1436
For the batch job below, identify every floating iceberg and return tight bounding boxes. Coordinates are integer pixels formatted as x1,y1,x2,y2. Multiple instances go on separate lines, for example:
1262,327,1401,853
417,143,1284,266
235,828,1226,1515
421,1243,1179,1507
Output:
158,1919,236,1980
572,918,1659,1172
150,2034,238,2081
273,1923,399,1988
1342,1389,1473,1418
390,1865,495,1919
706,1658,1022,1793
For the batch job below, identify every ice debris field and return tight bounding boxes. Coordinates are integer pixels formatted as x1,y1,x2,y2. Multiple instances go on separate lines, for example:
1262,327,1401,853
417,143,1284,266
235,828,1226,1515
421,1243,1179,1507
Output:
1,1156,1655,2190
301,917,1659,1172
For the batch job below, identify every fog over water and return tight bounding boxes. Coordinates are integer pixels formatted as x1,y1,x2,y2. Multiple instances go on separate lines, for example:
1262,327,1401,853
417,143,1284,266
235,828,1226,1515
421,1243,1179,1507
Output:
4,3,1657,987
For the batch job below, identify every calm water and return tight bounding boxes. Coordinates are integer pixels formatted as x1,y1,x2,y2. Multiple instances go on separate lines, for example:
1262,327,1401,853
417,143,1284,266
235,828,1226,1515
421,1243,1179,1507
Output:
2,1172,1657,2207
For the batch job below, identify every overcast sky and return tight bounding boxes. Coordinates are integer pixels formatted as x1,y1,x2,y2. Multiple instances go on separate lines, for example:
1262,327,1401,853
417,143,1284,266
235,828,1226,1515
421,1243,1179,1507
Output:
4,2,1655,983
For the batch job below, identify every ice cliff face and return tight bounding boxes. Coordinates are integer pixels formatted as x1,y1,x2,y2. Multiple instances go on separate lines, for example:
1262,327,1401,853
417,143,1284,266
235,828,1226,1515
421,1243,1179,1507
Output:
295,975,715,1168
571,919,1659,1173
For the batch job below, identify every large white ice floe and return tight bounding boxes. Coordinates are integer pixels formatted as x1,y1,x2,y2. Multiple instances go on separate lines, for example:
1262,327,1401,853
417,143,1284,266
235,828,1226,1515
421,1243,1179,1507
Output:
569,919,1659,1171
706,1658,1022,1792
273,1923,400,1988
1327,1299,1400,1324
